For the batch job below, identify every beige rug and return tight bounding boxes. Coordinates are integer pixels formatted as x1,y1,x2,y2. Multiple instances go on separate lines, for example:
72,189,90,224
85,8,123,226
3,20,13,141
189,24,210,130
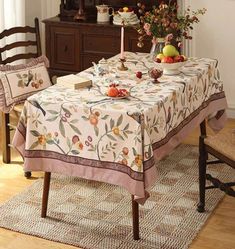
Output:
0,145,234,249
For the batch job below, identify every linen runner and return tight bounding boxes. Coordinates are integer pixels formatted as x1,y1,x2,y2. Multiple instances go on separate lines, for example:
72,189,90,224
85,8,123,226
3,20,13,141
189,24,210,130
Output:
13,52,227,204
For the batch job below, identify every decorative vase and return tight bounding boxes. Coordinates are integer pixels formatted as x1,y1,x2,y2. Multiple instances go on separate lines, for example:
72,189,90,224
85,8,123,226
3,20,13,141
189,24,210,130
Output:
150,37,165,59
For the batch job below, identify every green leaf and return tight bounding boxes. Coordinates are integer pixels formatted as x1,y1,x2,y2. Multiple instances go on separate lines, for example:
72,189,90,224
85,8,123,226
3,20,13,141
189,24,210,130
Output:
67,137,71,148
105,123,108,133
47,110,59,115
123,132,128,138
154,127,159,133
46,140,54,145
29,141,39,150
101,115,109,120
125,130,133,134
123,123,129,130
71,150,80,155
69,124,82,135
70,119,79,124
132,147,138,156
46,116,58,122
110,119,114,129
30,130,41,137
94,126,99,136
59,120,65,137
82,116,89,121
113,151,116,159
107,134,117,141
118,134,125,141
61,106,71,115
116,115,123,126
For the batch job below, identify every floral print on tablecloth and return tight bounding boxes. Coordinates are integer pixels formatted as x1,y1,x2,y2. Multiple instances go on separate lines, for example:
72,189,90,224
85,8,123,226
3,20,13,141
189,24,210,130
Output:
17,52,225,177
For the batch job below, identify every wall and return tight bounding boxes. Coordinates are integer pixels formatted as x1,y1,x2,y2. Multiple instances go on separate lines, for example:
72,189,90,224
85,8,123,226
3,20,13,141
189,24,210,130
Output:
189,0,235,118
25,0,60,53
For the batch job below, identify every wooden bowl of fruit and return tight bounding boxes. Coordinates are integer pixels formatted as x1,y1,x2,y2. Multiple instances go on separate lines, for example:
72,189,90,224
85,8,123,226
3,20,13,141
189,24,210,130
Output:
118,7,134,19
154,45,188,75
107,83,130,99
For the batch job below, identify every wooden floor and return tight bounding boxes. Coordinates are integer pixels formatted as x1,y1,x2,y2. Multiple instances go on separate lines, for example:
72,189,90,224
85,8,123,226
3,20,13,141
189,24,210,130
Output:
0,119,234,249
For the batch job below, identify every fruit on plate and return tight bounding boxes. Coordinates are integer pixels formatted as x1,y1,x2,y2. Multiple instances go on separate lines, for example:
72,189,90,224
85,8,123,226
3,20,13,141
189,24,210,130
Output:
107,84,129,97
162,56,174,63
156,53,165,61
119,7,133,12
162,45,179,57
174,55,184,62
107,86,119,97
154,45,188,64
136,71,142,79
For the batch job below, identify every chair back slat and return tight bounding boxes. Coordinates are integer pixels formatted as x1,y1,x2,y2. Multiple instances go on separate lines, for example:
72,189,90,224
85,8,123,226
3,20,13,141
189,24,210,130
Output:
0,41,37,53
2,53,38,64
0,26,36,39
0,18,41,65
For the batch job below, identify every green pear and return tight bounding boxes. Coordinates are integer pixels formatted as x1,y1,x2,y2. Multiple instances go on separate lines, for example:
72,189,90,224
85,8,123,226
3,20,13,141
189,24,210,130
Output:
163,45,178,57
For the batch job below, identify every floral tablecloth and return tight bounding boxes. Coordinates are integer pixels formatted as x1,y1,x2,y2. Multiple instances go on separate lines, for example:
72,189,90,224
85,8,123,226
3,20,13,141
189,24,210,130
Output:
13,52,227,204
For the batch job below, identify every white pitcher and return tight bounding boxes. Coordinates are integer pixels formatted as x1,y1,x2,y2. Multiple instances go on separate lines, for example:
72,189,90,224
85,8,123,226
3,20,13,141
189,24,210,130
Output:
96,4,114,23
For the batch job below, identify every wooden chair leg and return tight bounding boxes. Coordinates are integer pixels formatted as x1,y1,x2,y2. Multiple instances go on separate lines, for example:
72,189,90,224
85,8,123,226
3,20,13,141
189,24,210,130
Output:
131,195,140,240
197,136,207,212
24,171,32,178
200,120,208,160
2,113,11,163
41,172,51,218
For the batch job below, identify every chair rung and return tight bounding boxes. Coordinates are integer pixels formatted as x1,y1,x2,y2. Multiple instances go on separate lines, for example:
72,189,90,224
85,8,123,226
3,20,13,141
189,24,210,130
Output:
7,123,17,129
207,160,224,165
206,174,235,197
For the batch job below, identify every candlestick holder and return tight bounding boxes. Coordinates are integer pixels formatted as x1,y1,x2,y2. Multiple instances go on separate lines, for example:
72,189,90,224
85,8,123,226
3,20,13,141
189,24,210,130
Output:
74,0,86,21
118,58,128,71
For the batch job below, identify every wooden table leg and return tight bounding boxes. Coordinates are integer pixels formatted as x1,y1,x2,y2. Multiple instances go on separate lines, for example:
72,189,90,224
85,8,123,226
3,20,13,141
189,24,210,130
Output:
132,195,140,240
41,172,51,218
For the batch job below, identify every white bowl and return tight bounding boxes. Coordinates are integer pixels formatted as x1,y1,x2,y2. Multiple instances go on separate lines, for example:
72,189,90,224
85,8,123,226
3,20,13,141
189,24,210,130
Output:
157,61,187,75
118,11,134,19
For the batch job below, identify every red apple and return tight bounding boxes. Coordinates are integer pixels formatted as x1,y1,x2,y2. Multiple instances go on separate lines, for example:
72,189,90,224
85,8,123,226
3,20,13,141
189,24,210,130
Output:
174,55,184,63
162,56,174,63
136,71,142,79
155,58,161,63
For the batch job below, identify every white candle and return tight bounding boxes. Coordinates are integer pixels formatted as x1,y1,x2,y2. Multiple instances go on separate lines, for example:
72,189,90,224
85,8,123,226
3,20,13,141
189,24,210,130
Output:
120,25,124,60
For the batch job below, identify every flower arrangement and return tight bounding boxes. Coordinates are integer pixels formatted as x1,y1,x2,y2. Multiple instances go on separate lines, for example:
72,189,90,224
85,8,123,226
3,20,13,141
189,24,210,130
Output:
137,1,206,48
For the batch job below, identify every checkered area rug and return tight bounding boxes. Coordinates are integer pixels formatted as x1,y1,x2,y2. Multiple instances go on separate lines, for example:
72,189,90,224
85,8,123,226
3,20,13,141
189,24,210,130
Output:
0,145,234,249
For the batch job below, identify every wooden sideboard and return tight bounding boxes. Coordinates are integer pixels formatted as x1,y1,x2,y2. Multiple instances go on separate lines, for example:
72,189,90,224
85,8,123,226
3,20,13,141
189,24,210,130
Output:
43,17,151,76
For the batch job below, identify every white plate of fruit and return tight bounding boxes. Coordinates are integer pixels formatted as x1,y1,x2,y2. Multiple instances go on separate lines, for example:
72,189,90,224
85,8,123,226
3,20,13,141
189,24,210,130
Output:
154,45,188,75
118,7,134,18
106,83,130,99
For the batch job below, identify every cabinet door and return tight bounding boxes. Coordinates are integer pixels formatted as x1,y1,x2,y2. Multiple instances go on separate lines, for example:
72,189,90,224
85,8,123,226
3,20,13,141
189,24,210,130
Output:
50,26,80,72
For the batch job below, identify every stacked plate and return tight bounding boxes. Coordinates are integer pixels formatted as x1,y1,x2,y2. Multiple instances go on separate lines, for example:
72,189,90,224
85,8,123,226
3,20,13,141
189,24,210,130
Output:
113,12,139,26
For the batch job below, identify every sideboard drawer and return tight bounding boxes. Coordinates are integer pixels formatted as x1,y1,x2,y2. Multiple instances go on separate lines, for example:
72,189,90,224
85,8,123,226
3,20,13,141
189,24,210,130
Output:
82,34,120,54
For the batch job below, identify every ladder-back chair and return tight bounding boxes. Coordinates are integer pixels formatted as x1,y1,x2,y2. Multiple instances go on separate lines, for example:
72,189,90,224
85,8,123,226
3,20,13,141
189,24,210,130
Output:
0,18,42,177
197,120,235,212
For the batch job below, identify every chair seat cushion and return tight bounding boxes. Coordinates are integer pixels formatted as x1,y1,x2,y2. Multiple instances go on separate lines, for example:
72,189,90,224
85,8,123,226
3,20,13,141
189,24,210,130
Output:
205,130,235,162
13,103,24,113
0,55,52,113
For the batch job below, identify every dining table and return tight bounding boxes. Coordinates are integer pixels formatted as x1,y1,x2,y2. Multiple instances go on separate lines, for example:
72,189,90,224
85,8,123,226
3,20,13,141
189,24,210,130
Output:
13,52,227,240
